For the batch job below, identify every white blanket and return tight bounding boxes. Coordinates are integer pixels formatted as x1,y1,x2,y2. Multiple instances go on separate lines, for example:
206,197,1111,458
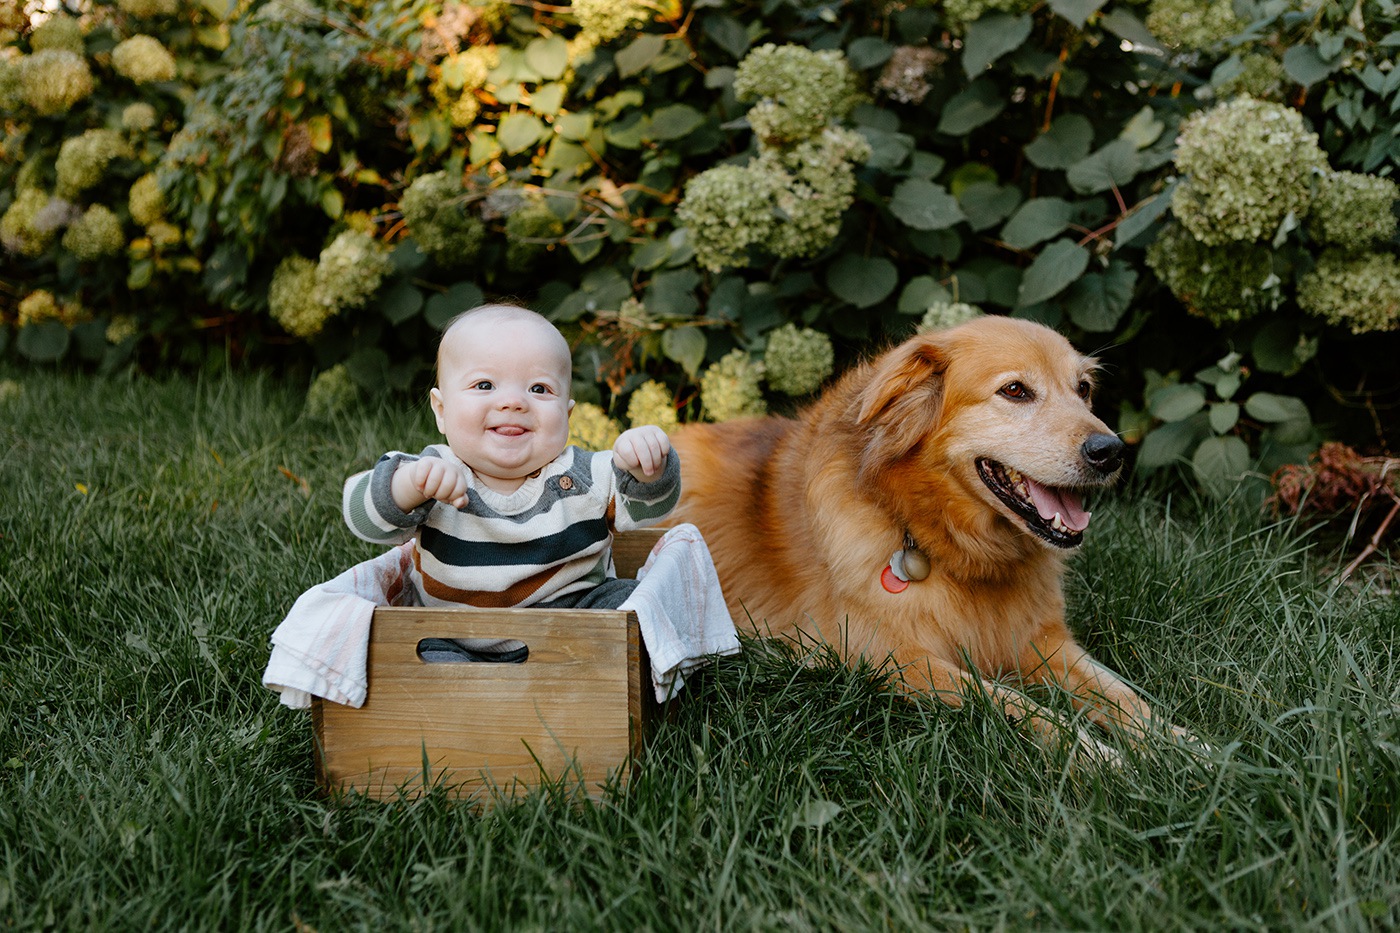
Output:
262,525,739,708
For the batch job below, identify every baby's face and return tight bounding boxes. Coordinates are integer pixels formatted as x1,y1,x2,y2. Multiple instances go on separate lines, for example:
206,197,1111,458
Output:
430,314,573,494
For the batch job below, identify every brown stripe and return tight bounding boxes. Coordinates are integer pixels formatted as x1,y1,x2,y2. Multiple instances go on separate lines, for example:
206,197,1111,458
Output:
418,561,562,608
606,495,617,534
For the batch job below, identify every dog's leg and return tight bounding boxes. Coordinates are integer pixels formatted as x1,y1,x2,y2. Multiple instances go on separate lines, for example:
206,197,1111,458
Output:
1016,631,1191,745
896,652,1124,765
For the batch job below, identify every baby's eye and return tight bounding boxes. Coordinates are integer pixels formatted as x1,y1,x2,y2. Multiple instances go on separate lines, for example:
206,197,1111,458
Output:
529,383,551,394
473,380,494,391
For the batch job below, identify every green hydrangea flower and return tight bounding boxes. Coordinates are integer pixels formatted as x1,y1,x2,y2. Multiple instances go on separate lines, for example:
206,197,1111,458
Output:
304,364,360,419
121,101,160,132
625,380,679,433
569,402,622,451
62,204,125,260
1309,171,1399,252
763,324,833,396
112,35,178,83
1,189,58,257
17,289,61,327
20,49,94,115
1170,97,1326,245
55,129,132,198
942,0,1037,30
918,301,984,332
128,173,166,227
30,14,84,55
0,380,23,404
105,315,139,345
1297,250,1400,334
314,229,393,312
700,349,767,422
400,171,485,268
1146,0,1244,50
1215,52,1285,101
117,0,179,17
572,0,651,44
677,163,782,272
505,196,566,272
1145,223,1281,326
734,44,862,146
146,220,182,248
0,57,21,113
268,254,329,338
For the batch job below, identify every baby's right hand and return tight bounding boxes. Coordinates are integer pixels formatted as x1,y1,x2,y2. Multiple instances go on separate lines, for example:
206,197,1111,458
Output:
406,457,469,509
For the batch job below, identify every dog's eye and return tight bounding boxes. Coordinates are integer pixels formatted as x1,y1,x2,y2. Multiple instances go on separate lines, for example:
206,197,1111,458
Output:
1076,380,1092,400
999,382,1031,401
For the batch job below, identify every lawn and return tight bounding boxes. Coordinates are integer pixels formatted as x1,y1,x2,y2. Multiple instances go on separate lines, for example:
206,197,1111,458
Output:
1,368,1396,931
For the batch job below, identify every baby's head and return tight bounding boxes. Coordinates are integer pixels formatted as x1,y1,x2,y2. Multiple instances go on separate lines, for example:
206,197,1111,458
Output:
430,304,575,492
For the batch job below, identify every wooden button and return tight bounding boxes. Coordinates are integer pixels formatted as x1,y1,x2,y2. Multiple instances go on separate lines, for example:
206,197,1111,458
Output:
558,475,574,490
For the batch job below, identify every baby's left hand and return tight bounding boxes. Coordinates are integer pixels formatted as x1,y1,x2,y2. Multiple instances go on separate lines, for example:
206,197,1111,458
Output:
613,425,671,482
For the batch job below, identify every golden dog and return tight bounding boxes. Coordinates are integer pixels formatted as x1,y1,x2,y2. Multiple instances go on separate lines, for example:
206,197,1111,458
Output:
672,316,1180,757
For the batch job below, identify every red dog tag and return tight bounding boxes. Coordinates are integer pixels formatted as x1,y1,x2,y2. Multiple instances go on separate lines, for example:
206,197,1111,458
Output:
880,565,908,593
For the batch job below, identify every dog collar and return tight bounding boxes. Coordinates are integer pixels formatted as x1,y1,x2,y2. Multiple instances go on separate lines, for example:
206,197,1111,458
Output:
881,532,930,593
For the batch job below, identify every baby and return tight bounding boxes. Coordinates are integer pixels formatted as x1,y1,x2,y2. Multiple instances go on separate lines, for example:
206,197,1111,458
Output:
343,303,678,614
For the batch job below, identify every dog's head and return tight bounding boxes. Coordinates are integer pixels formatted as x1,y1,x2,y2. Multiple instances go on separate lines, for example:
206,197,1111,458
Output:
856,316,1123,549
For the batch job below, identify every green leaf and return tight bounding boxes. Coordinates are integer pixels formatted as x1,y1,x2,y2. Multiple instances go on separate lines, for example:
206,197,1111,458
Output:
1209,402,1240,435
646,268,702,318
1000,197,1074,250
1114,188,1172,249
320,187,343,220
1283,45,1334,87
1244,392,1310,423
1136,416,1206,470
828,255,898,308
898,276,953,314
1099,9,1161,49
498,113,546,155
525,35,569,80
661,327,706,377
344,347,390,389
889,179,965,231
1016,239,1089,308
858,128,916,172
1118,106,1164,149
1149,383,1207,422
1252,320,1303,374
1049,0,1107,26
556,112,594,141
962,14,1033,77
1192,435,1251,498
425,282,486,330
647,104,706,141
937,81,1005,135
17,322,70,362
530,82,567,116
958,183,1022,231
1065,261,1136,332
378,280,424,325
847,36,894,70
617,34,665,78
1066,139,1141,194
391,240,428,275
1024,114,1094,170
703,14,750,59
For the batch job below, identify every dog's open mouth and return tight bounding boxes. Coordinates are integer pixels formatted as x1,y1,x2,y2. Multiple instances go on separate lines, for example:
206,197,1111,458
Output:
976,458,1092,549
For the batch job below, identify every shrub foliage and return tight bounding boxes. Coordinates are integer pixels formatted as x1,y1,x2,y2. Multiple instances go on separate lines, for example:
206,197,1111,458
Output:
2,0,1398,495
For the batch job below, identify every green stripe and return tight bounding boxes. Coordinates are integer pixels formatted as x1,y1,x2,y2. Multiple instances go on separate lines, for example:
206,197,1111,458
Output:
623,485,680,522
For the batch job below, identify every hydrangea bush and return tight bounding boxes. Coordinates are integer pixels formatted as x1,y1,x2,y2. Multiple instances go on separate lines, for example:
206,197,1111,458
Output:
2,0,1397,499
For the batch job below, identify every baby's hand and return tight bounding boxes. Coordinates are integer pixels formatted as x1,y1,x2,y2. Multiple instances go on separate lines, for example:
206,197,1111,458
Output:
613,425,671,482
405,457,469,509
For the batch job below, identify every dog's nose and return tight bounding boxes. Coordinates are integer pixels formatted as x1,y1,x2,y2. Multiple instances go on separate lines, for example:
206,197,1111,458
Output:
1081,433,1125,474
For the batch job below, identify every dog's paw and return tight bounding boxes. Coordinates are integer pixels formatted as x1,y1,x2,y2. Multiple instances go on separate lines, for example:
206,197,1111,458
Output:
1069,729,1126,770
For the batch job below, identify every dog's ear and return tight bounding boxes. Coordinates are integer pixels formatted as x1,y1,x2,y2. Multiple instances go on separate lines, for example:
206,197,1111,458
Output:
856,334,947,477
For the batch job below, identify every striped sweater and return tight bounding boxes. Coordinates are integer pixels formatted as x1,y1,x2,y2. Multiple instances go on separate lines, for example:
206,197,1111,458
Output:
342,444,680,609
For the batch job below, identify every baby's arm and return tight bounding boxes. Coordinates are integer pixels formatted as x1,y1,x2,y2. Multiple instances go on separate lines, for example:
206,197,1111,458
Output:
343,448,464,545
612,425,671,482
392,456,469,510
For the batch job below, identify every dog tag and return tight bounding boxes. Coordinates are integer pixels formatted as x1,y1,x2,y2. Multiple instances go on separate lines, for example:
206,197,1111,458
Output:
902,548,930,581
880,564,909,594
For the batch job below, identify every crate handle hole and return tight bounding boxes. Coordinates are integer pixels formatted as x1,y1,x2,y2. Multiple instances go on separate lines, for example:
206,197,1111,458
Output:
416,637,529,664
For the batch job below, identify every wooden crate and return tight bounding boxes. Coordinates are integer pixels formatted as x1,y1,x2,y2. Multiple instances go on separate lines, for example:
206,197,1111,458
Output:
312,529,663,802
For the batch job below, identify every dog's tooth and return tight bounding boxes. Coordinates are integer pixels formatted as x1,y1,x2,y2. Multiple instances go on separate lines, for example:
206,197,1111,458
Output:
1052,512,1065,532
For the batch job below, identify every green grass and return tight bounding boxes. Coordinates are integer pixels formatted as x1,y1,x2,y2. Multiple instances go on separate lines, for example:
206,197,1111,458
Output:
1,367,1397,931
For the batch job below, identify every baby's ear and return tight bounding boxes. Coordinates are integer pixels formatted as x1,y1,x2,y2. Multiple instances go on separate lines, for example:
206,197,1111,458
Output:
567,399,576,414
429,387,447,433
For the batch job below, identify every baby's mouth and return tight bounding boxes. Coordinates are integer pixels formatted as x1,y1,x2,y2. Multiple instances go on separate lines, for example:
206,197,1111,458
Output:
491,425,528,437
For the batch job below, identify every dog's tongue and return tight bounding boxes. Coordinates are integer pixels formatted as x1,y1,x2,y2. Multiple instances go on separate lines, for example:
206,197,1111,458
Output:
1026,480,1091,532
